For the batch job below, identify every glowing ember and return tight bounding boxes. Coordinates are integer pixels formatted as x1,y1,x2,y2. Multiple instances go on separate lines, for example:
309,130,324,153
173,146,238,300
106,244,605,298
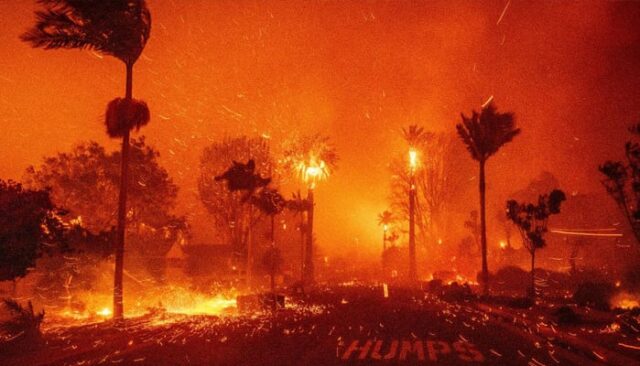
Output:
165,294,237,316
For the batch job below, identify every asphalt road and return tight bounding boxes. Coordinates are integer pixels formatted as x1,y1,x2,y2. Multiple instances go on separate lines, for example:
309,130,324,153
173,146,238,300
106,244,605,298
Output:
2,285,637,366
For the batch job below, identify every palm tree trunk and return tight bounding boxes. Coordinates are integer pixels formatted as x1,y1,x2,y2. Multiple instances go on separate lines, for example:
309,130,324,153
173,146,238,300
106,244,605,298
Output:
271,215,276,296
479,160,489,296
305,189,315,285
113,62,133,320
409,175,417,284
300,212,305,284
382,230,386,252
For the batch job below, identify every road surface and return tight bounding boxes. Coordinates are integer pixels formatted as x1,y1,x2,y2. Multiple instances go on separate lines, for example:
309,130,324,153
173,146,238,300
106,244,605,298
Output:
2,285,638,366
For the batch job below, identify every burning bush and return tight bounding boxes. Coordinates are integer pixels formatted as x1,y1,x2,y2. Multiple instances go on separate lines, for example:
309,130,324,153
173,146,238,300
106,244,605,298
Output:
573,282,615,311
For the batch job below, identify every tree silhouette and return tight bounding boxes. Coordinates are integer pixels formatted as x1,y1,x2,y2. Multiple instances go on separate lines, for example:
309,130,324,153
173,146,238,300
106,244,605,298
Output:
600,123,640,250
25,138,185,284
506,189,566,299
22,0,152,320
214,156,274,288
0,180,67,288
457,102,520,295
199,137,273,255
249,187,286,308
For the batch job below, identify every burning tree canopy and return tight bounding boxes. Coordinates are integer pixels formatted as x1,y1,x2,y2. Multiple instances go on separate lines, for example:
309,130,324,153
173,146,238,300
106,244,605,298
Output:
24,138,186,282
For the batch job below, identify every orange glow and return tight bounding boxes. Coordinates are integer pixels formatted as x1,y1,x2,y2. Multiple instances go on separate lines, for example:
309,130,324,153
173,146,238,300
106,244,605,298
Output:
408,148,418,172
612,292,640,310
96,307,112,318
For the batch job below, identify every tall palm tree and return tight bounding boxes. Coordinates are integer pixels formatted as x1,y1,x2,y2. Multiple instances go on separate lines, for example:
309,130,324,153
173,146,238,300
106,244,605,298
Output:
22,0,151,320
283,134,338,285
456,102,520,295
401,125,431,284
402,125,432,148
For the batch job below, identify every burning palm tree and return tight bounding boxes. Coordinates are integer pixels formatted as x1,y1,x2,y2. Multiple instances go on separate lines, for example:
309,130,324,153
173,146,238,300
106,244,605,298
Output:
22,0,152,320
401,125,430,283
456,102,520,295
283,134,338,285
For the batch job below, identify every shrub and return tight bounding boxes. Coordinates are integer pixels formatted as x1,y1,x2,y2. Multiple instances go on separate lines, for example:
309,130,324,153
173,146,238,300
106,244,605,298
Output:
0,299,44,343
492,266,529,291
554,306,580,325
573,282,614,311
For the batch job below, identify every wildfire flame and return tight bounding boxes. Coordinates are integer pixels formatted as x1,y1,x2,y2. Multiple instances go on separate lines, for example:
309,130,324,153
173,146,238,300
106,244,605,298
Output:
52,287,238,325
298,156,329,189
612,292,640,310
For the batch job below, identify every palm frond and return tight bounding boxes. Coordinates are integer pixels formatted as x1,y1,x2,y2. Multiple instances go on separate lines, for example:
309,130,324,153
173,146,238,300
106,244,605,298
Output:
456,102,520,162
2,298,24,315
21,0,151,64
377,210,394,226
402,124,433,148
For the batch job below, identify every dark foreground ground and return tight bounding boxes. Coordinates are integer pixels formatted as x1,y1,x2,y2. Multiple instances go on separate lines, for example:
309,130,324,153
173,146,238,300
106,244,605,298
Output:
1,285,639,366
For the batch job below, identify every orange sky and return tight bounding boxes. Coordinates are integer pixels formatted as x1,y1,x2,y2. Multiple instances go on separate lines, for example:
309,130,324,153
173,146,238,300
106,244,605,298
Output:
1,1,640,257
